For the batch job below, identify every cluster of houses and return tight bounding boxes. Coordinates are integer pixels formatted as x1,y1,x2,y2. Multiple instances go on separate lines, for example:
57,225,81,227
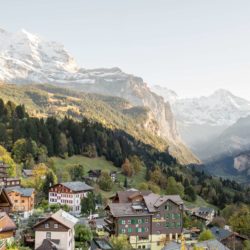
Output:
0,161,248,250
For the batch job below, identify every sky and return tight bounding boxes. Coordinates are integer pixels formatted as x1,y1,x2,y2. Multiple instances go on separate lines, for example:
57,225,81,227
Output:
1,0,250,99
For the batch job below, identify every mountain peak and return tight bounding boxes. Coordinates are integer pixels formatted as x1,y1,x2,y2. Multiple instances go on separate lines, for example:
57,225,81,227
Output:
212,88,233,97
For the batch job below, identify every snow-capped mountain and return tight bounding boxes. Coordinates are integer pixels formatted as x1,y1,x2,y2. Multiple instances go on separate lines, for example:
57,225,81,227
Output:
0,28,199,164
150,86,250,160
173,89,250,126
150,85,178,105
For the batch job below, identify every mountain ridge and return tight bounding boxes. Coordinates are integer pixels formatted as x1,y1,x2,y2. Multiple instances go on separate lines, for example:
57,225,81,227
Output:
0,28,199,165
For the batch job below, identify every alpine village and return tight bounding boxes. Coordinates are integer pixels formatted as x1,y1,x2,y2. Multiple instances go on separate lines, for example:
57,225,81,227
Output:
0,6,250,250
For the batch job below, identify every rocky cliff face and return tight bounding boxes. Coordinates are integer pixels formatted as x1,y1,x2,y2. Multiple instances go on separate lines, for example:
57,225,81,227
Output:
0,28,199,164
234,154,250,175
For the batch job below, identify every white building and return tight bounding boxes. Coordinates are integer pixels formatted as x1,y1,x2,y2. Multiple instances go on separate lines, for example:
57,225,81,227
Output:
48,182,93,215
34,209,78,250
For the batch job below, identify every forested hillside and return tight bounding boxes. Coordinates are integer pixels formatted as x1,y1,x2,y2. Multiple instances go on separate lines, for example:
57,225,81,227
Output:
0,83,198,164
0,98,249,210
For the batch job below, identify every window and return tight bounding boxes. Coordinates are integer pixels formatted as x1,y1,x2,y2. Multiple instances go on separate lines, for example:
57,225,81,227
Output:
156,223,160,227
14,200,18,203
122,220,126,225
131,218,137,224
46,232,51,239
145,218,149,223
165,204,172,211
45,223,49,229
137,228,142,233
127,219,131,224
145,227,149,232
54,223,58,229
128,228,133,233
175,213,181,219
166,222,169,228
138,219,142,224
176,222,181,228
156,213,160,218
165,214,169,219
21,200,25,203
120,228,126,234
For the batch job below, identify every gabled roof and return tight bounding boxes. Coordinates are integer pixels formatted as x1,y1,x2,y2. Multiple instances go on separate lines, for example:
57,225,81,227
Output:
0,212,16,232
0,187,13,207
195,239,230,250
210,226,233,241
91,238,113,250
60,181,93,192
22,169,33,176
36,239,60,250
6,186,35,197
34,209,78,230
107,203,150,217
114,190,152,203
143,193,183,212
197,207,215,214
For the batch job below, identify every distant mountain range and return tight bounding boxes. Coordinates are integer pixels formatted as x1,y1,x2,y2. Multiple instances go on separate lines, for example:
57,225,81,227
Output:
0,28,198,165
150,85,250,183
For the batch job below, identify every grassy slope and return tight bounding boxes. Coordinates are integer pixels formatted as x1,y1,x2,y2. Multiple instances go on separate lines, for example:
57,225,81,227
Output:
51,155,148,199
51,156,218,209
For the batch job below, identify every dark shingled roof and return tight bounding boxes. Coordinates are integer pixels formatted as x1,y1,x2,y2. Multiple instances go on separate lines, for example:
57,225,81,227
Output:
108,203,150,217
198,207,215,214
195,239,230,250
6,186,34,197
36,239,60,250
115,190,152,203
61,181,93,192
210,226,233,241
91,238,113,250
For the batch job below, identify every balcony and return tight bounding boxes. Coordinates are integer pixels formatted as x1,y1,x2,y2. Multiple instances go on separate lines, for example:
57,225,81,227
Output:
104,218,114,225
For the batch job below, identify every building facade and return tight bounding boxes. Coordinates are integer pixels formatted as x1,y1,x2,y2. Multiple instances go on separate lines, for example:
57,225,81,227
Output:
33,209,78,250
0,162,21,188
48,181,93,215
105,191,184,250
6,187,35,218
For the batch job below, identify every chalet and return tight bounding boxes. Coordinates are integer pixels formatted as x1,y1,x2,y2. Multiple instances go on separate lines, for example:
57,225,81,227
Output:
105,190,184,250
210,226,248,250
0,187,12,213
33,209,78,250
48,181,93,215
0,212,17,248
194,207,215,224
6,187,35,218
22,169,34,178
88,170,102,181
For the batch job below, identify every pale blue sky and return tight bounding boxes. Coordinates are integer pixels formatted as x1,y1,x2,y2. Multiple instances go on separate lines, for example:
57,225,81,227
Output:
1,0,250,99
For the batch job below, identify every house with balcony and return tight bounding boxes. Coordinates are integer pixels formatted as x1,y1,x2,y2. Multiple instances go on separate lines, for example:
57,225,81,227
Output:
105,190,184,250
6,186,35,218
